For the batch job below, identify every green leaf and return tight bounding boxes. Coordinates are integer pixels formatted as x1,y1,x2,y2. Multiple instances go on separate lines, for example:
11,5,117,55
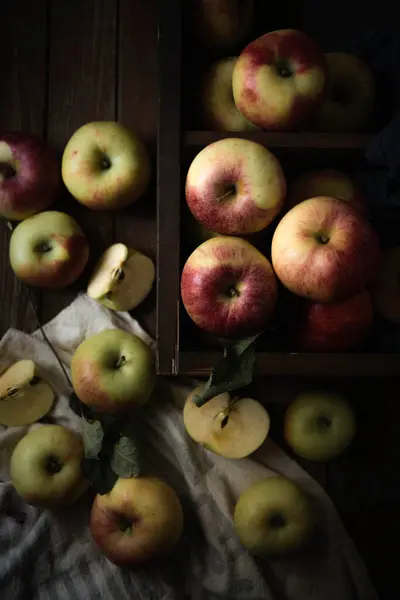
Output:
111,434,141,478
81,457,118,496
82,419,104,459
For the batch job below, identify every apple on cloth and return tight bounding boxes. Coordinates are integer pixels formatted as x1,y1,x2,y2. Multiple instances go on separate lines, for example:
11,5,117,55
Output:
0,295,377,599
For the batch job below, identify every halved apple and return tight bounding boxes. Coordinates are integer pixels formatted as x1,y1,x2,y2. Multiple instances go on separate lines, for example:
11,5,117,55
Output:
0,360,54,426
183,385,270,459
87,243,155,312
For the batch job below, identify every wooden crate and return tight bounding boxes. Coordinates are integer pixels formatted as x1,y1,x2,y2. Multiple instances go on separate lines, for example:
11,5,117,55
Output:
156,0,400,377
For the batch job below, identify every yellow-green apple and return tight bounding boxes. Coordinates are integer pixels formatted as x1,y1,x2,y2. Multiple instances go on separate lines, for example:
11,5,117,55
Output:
287,169,365,212
190,0,254,49
201,58,257,131
10,424,88,507
0,132,59,220
284,391,356,461
315,53,375,132
234,476,313,556
183,385,270,458
9,211,89,288
288,290,373,351
271,196,379,302
87,243,155,312
0,359,54,427
71,328,156,413
232,29,328,130
90,476,184,567
181,236,277,338
371,246,400,323
62,121,150,210
185,138,286,235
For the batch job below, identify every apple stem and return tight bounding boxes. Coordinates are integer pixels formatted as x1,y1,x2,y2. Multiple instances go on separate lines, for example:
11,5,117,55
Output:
216,186,235,203
115,355,126,369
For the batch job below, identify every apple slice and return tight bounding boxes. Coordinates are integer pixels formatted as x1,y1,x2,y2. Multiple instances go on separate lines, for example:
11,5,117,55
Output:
0,360,54,427
183,386,270,459
87,243,155,312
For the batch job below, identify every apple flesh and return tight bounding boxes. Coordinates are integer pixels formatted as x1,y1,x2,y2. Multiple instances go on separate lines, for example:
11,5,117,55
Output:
0,132,59,220
190,0,254,49
62,121,150,210
232,29,328,131
87,243,155,312
284,391,356,461
90,476,184,567
234,476,313,556
9,210,89,288
10,424,88,507
0,359,54,427
181,236,278,338
71,328,156,413
185,138,286,235
371,246,400,324
183,385,270,459
271,196,380,302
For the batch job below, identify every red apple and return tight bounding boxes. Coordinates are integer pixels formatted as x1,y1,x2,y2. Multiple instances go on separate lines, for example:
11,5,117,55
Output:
0,132,59,220
371,246,400,324
185,138,286,235
271,196,379,302
181,236,277,338
232,29,328,130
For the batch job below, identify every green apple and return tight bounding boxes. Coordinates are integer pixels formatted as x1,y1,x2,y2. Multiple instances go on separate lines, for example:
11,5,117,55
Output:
183,385,270,459
10,424,88,507
284,391,356,461
62,121,150,210
90,476,184,566
87,243,155,312
71,328,156,413
9,210,89,288
234,476,313,556
0,359,54,427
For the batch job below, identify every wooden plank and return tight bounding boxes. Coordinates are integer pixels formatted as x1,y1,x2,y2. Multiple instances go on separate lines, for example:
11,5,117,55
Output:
42,0,117,324
156,0,182,374
0,0,47,335
116,0,158,338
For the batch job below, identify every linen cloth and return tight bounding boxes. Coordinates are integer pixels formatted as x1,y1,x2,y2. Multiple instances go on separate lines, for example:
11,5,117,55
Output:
0,295,378,600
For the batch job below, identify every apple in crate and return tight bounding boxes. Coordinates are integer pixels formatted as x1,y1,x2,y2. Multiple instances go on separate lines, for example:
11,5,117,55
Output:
181,236,278,338
0,132,59,220
371,246,400,324
183,385,270,459
87,243,155,312
271,196,379,302
9,211,89,288
190,0,254,49
185,138,286,235
284,391,356,462
232,29,328,130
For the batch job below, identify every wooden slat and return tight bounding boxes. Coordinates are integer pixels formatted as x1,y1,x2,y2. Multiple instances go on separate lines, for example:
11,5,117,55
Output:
0,0,47,335
42,0,117,324
116,0,158,338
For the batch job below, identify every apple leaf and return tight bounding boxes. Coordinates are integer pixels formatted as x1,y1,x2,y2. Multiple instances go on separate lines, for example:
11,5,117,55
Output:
82,419,104,459
81,458,118,496
111,434,141,478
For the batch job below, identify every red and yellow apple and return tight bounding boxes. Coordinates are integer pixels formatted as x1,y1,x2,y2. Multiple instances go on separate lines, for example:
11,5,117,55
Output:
185,138,286,235
371,246,400,324
190,0,254,50
181,236,277,338
271,196,379,302
232,29,328,130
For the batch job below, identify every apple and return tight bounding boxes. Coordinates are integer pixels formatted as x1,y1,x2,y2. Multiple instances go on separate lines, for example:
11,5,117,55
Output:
87,243,155,312
181,236,278,338
289,290,373,352
287,169,365,212
0,359,54,427
315,53,375,133
371,246,400,324
9,210,89,288
234,476,313,556
201,57,257,131
71,328,156,413
284,391,356,461
232,29,328,131
271,196,379,302
190,0,254,50
0,132,59,220
185,138,286,235
183,385,270,458
90,476,184,567
10,424,88,507
62,121,150,210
